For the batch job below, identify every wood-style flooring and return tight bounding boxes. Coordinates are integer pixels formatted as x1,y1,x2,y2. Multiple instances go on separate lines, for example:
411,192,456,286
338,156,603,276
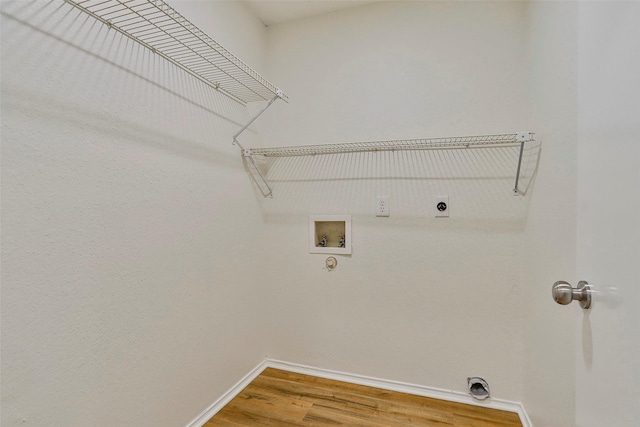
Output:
205,368,523,426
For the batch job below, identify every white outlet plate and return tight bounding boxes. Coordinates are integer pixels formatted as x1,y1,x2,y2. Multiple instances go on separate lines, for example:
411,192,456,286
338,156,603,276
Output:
435,196,449,217
376,196,390,217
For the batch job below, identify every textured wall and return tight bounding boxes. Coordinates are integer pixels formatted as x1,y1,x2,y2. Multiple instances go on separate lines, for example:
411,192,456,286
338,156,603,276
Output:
1,1,269,426
258,1,531,402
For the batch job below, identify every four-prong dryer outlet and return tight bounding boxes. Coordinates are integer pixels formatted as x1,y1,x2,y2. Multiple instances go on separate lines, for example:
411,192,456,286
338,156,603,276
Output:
435,196,449,217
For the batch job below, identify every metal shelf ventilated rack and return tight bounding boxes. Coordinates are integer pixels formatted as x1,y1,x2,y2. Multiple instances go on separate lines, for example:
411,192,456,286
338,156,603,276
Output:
243,132,535,198
64,0,287,105
64,1,532,199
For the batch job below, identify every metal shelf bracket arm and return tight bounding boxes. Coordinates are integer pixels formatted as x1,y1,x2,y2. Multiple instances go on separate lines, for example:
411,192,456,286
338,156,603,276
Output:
233,90,283,198
245,153,274,198
232,91,282,151
513,132,533,196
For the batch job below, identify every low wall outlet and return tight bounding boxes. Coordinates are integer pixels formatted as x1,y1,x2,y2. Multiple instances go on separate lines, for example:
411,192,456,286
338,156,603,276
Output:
435,196,449,217
377,196,390,217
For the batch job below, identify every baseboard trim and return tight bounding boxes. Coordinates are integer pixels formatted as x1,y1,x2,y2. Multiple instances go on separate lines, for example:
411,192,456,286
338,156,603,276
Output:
186,358,532,427
184,359,268,427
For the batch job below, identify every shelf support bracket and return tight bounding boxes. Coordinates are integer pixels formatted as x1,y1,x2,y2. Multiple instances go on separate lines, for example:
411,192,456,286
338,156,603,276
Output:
244,152,273,198
233,90,283,198
232,91,282,151
513,132,532,196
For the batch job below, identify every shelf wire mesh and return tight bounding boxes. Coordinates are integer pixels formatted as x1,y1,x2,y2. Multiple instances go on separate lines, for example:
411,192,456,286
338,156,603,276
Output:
249,133,530,157
65,0,286,104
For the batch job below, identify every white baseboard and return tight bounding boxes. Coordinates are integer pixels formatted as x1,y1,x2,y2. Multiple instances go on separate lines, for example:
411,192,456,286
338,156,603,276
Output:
186,358,532,427
184,359,268,427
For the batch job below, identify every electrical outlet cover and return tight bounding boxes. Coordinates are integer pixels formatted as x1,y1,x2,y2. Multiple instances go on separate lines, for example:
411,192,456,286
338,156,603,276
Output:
376,196,390,217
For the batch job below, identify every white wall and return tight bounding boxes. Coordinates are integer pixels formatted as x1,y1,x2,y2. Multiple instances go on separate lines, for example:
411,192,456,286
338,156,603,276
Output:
259,1,531,401
0,1,269,426
521,2,578,426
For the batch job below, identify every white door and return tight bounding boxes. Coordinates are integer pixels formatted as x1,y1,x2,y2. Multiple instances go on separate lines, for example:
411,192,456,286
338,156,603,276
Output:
575,2,640,426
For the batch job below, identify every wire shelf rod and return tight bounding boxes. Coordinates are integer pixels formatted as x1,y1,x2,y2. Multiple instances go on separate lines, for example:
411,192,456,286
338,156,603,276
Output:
243,132,534,198
65,0,286,104
248,133,534,158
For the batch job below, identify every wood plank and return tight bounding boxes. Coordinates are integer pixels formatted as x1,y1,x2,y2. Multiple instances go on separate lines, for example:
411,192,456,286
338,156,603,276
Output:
256,368,458,425
204,368,523,427
260,368,466,413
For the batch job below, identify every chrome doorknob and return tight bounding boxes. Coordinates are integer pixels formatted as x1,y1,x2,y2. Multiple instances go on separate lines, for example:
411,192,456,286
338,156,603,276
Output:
552,280,592,309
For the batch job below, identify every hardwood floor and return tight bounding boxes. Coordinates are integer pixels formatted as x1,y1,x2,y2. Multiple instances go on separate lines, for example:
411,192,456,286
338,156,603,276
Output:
204,368,523,426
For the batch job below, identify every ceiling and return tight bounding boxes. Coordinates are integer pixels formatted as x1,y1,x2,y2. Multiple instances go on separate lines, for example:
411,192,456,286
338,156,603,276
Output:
243,0,380,26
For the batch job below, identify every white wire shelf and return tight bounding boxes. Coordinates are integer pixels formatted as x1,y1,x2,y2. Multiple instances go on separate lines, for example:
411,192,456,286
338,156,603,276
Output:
247,133,531,157
65,0,286,104
244,133,534,198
